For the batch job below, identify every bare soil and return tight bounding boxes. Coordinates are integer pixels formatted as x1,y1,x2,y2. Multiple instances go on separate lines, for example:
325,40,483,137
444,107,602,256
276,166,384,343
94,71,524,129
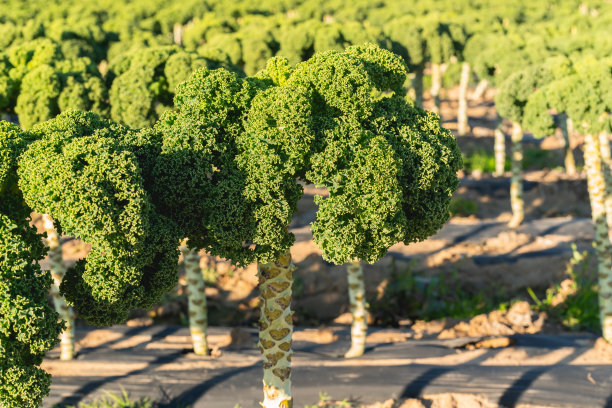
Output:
366,395,550,408
43,325,612,407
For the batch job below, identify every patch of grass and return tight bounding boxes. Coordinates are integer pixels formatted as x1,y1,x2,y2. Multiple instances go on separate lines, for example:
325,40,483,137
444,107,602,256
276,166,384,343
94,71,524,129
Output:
527,244,599,332
292,273,305,297
422,73,432,91
305,392,353,408
63,390,157,408
449,197,478,217
442,62,462,88
202,266,217,284
523,147,558,170
371,260,504,326
293,305,323,326
462,147,558,174
462,149,509,173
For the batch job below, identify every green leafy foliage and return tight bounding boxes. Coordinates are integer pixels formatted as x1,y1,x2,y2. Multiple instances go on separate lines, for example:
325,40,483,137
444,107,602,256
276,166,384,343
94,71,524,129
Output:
238,43,462,265
449,197,478,217
240,25,277,76
278,20,388,69
442,61,464,87
528,244,600,332
304,392,352,408
371,261,501,326
66,389,156,408
0,215,61,408
523,88,556,138
421,15,467,64
0,55,17,112
0,122,37,218
17,110,181,325
471,32,548,86
276,21,317,66
523,146,558,170
0,38,108,128
462,149,508,173
0,121,62,408
384,16,426,71
561,57,612,133
181,13,235,51
197,33,242,68
153,66,268,266
109,46,230,129
154,44,460,271
495,65,553,124
524,57,612,136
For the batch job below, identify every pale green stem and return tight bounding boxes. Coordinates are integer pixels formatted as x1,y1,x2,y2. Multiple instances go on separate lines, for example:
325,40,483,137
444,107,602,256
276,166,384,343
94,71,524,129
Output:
173,23,184,46
471,78,489,101
558,114,577,176
431,63,442,116
179,239,209,356
508,121,524,228
584,133,612,342
42,214,75,361
258,251,294,408
344,260,367,358
598,132,612,236
413,67,424,108
494,115,506,177
457,62,470,136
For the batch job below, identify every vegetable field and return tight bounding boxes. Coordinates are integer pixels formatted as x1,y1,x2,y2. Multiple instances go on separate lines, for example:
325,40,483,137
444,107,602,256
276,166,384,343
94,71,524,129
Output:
1,0,612,407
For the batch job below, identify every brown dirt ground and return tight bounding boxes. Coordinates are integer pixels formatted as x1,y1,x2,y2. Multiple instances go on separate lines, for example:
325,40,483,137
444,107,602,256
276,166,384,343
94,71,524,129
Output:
364,395,553,408
44,323,612,407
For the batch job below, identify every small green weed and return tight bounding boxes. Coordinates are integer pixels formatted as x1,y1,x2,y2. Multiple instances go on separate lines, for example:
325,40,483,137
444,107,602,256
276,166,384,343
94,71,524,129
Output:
462,147,558,173
371,260,502,325
527,244,599,332
449,197,478,217
422,73,432,91
202,266,217,284
462,149,509,173
523,147,558,170
442,62,462,88
304,392,353,408
65,389,155,408
292,273,305,298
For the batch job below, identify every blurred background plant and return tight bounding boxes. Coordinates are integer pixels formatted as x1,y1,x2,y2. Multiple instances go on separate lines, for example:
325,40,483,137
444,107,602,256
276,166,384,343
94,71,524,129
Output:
371,260,506,326
528,244,599,332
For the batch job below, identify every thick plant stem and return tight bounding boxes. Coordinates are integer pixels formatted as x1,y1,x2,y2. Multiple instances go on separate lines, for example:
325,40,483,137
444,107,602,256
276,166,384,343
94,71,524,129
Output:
598,132,612,234
258,251,294,408
457,62,470,136
494,115,506,177
600,131,611,164
173,23,184,46
583,133,612,342
508,121,524,228
413,67,424,108
471,79,489,101
431,63,442,116
558,114,577,176
42,214,75,361
344,260,367,358
179,239,209,356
